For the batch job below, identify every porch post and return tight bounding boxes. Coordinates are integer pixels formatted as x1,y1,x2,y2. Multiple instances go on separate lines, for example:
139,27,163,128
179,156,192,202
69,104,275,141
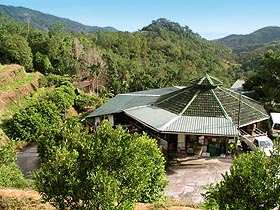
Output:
177,134,186,152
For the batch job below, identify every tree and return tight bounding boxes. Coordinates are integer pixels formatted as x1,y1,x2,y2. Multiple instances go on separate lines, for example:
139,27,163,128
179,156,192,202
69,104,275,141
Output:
0,32,33,71
46,84,76,115
33,51,52,74
244,50,280,109
83,47,108,95
203,148,280,210
5,100,62,142
34,119,168,209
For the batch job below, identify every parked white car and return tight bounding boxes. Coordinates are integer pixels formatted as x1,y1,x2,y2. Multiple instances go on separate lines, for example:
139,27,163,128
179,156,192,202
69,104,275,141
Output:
253,136,274,157
241,135,273,157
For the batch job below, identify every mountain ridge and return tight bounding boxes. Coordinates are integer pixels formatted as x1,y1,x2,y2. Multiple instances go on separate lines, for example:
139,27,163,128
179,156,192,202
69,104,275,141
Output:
216,26,280,48
0,4,117,33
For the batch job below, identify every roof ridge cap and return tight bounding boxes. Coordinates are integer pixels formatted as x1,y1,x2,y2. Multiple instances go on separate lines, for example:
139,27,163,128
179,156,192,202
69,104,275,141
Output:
211,89,230,119
179,90,200,115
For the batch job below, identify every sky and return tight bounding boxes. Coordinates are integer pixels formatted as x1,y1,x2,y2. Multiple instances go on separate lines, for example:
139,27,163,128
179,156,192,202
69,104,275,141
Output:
1,0,280,40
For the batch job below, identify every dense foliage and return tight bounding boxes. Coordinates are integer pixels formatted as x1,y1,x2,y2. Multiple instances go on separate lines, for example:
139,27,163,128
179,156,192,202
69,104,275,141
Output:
216,26,280,74
244,50,280,112
35,119,168,209
5,100,62,142
0,15,240,95
203,149,280,210
0,141,27,188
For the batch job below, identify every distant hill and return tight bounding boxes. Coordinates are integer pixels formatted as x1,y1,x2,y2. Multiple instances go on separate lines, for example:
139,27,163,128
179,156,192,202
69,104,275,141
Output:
0,4,117,33
216,26,280,49
215,26,280,73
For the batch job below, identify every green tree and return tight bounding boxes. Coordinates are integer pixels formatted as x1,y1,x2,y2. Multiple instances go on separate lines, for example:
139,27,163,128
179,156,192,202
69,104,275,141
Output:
203,149,280,210
5,100,62,142
0,32,33,71
33,51,52,74
244,50,280,108
34,119,167,209
46,84,76,115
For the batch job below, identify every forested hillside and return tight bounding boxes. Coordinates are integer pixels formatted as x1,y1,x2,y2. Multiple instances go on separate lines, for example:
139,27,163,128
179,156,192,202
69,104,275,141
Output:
216,26,280,73
0,4,117,33
0,15,241,95
216,26,280,49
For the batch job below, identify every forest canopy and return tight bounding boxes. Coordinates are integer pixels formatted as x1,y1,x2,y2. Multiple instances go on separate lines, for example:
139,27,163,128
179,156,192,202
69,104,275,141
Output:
0,15,241,94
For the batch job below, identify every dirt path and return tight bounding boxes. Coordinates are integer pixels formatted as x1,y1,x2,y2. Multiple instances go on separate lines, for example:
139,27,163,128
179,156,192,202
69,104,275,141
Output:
16,144,40,178
0,188,200,210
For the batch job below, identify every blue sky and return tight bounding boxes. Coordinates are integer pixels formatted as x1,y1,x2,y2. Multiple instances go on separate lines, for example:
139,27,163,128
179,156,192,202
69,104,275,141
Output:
2,0,280,40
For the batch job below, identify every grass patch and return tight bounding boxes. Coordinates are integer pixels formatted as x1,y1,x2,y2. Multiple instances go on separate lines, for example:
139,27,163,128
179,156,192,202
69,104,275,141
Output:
152,199,202,209
0,73,36,91
0,88,47,122
0,65,13,73
0,195,54,210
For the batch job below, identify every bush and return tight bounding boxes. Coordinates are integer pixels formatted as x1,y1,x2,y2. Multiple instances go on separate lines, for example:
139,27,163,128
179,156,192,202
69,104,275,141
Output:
73,93,96,113
38,74,71,88
34,119,168,209
46,85,76,114
203,148,280,210
0,142,27,188
5,100,62,142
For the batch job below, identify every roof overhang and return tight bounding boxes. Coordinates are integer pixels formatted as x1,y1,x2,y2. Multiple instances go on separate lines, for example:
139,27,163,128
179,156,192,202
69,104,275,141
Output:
124,106,239,137
238,116,270,128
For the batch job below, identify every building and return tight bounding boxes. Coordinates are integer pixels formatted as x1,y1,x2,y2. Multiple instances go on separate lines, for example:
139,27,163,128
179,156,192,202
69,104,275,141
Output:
84,75,269,156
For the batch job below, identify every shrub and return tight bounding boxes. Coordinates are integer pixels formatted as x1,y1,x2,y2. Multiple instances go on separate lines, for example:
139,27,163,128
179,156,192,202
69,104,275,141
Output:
0,142,27,188
34,119,168,209
5,100,62,142
46,85,76,114
38,74,71,88
73,93,96,113
203,148,280,210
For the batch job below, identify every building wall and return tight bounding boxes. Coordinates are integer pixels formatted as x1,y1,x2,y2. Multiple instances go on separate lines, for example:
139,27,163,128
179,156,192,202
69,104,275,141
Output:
94,115,114,127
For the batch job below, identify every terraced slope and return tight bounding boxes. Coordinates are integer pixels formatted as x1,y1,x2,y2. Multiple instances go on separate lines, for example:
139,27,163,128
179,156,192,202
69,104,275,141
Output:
0,64,40,120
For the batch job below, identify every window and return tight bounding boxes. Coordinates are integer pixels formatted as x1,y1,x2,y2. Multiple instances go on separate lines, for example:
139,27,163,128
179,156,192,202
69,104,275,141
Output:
273,123,280,130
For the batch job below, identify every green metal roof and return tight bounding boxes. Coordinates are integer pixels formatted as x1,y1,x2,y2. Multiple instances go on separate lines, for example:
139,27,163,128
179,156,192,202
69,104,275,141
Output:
85,86,181,118
85,74,268,136
163,116,238,136
155,75,269,127
125,106,238,136
124,106,177,129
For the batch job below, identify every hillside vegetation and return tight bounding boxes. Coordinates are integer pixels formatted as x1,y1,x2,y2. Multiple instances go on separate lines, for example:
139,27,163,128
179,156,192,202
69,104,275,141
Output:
216,26,280,49
1,4,280,209
0,4,117,33
215,26,280,73
0,64,40,122
0,15,241,94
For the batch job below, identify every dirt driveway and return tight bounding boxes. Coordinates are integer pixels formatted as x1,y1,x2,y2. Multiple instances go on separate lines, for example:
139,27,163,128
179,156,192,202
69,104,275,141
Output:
165,157,232,205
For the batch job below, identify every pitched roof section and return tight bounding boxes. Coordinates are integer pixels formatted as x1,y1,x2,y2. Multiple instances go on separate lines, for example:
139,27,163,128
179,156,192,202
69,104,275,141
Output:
163,116,238,136
190,74,223,87
125,106,238,137
85,87,181,118
155,74,268,127
85,74,268,135
155,74,227,118
214,88,269,126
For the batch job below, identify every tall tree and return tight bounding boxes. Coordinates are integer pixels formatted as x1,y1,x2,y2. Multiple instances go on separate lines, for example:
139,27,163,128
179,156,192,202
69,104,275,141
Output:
0,32,33,71
83,47,107,95
244,50,280,111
